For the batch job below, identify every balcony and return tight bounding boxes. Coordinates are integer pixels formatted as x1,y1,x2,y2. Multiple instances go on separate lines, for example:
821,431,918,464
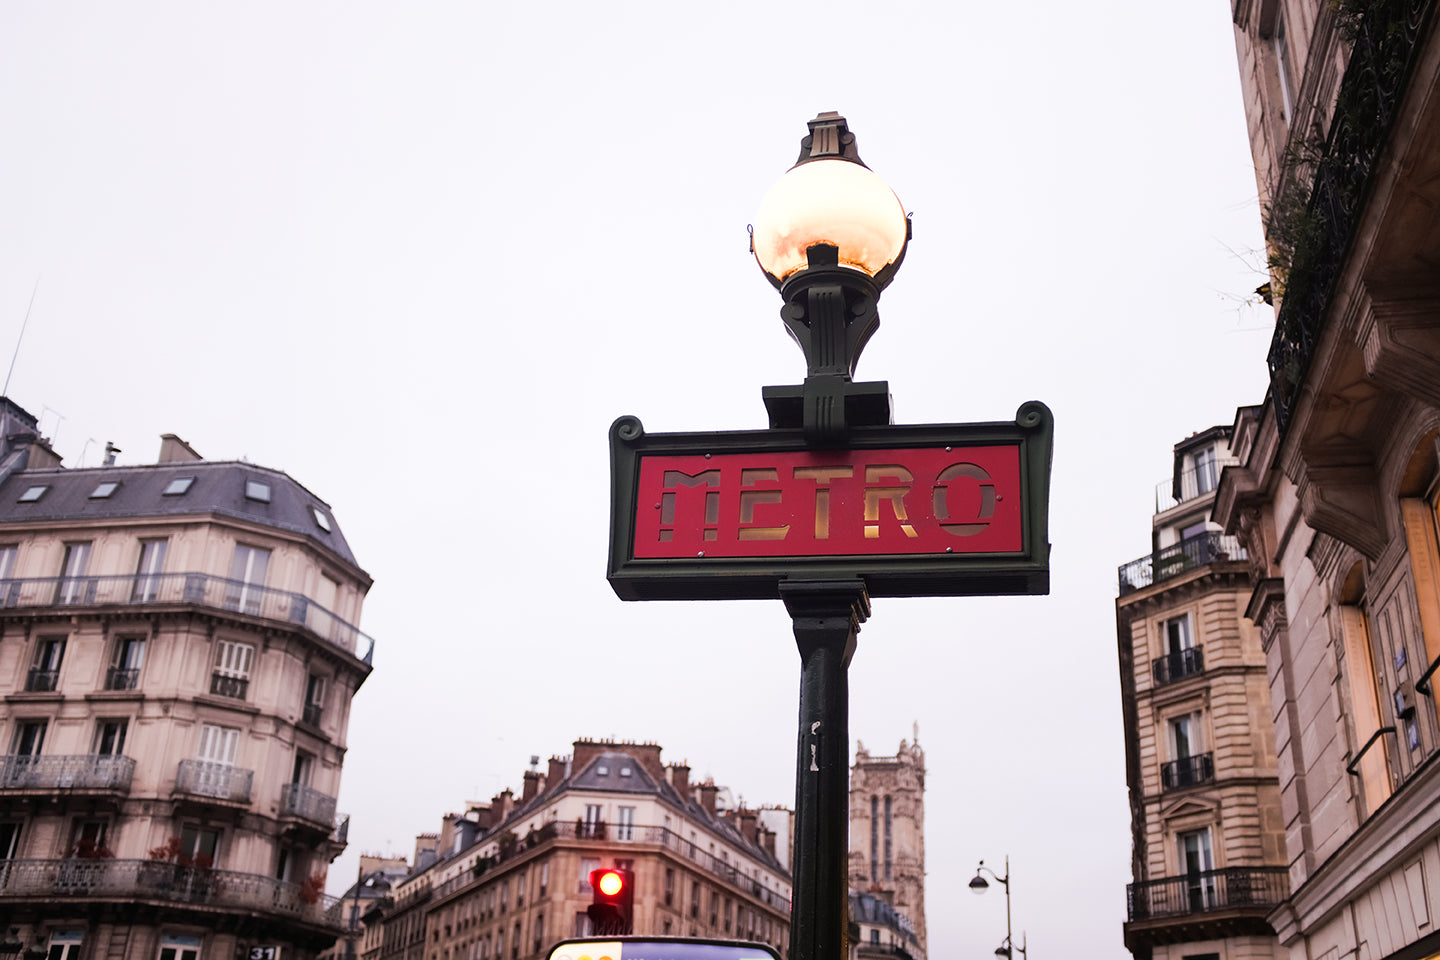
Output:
24,669,58,692
1152,647,1205,686
1161,753,1214,790
174,759,253,804
1118,532,1246,595
1127,866,1289,921
302,703,322,727
0,858,340,927
0,755,135,792
104,667,139,691
0,572,375,664
280,782,338,828
209,673,249,700
1153,461,1237,513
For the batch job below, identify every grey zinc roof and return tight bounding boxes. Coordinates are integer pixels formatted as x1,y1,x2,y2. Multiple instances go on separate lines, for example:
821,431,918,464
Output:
570,752,663,793
0,460,362,571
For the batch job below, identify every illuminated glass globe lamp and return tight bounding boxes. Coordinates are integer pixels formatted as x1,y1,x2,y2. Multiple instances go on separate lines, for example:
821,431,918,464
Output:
751,112,910,445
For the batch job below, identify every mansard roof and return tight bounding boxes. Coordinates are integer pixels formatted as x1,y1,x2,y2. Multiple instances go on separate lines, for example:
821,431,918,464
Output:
0,459,362,571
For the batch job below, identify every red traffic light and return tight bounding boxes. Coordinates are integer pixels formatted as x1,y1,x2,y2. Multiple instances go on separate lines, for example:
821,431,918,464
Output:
595,869,624,897
587,867,633,935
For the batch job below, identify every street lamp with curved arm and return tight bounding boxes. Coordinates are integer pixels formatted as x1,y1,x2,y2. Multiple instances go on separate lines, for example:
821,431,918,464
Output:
971,856,1020,959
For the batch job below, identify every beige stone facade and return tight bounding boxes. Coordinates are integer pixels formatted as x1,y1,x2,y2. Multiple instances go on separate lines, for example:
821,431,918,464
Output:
1117,428,1288,960
371,740,791,960
847,736,924,958
0,398,375,960
1207,1,1440,958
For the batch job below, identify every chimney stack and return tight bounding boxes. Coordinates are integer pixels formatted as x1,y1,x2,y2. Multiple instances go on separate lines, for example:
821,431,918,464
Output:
699,780,719,817
669,762,690,798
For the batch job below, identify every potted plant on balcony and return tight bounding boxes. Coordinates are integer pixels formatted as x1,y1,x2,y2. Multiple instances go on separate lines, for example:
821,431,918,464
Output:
145,837,221,902
55,837,114,893
299,869,328,907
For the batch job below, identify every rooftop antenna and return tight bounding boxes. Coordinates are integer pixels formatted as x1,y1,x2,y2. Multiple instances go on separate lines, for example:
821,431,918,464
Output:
3,278,39,398
78,438,97,467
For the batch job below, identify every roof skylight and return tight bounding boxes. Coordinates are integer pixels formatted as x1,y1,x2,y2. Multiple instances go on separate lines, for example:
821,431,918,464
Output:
18,485,47,503
311,507,332,532
163,477,195,496
244,480,271,503
90,482,119,499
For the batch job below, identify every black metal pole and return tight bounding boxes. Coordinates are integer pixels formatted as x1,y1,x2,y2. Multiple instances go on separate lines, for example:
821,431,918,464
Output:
782,579,868,960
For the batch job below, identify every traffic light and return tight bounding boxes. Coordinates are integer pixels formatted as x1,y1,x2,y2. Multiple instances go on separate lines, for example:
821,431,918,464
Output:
587,867,633,935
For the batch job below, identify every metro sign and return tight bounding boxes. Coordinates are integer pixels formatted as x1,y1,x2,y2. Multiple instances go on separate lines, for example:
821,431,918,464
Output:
608,402,1052,600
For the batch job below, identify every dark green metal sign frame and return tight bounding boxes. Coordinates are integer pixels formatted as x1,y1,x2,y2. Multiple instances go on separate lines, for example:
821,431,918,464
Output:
607,401,1053,601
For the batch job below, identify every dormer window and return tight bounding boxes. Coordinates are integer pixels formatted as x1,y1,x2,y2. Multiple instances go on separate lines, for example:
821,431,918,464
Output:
90,482,119,499
244,480,271,503
596,765,609,776
620,766,632,777
311,507,332,532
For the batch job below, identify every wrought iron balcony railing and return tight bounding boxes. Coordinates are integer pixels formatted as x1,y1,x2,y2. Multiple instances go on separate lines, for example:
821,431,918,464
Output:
1127,866,1289,921
209,673,249,700
430,821,791,914
104,667,139,691
1153,647,1205,686
0,755,135,791
1161,753,1214,790
302,703,322,726
0,572,375,664
1118,532,1246,595
174,759,253,803
1153,461,1238,513
280,782,338,827
25,669,58,692
1266,0,1437,431
0,858,340,925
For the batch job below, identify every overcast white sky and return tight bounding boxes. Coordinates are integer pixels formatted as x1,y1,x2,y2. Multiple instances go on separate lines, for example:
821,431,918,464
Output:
1,3,1274,956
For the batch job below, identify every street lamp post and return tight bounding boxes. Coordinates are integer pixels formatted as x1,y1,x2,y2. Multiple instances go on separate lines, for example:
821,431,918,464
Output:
752,113,910,960
970,856,1026,959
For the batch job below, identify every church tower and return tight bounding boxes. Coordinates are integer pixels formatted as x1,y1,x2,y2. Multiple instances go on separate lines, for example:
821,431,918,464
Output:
849,726,927,954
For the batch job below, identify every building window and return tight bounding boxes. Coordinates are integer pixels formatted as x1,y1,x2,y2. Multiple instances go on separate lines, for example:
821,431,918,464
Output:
133,539,168,602
690,881,700,918
180,825,220,867
1163,712,1213,788
533,915,544,954
1193,447,1218,495
500,879,509,913
539,861,548,896
68,819,109,858
883,795,893,881
158,934,202,960
311,506,332,532
616,806,635,841
211,640,254,699
18,485,47,503
1177,829,1216,910
1273,9,1295,126
723,898,732,933
709,891,718,927
870,930,880,946
664,867,675,906
11,720,46,764
0,822,22,859
244,479,271,503
108,637,146,691
197,723,240,779
292,751,314,788
869,795,878,882
579,858,598,893
89,481,119,499
304,674,326,726
94,719,128,756
572,914,591,938
225,544,270,615
28,636,65,691
511,923,519,959
1155,615,1203,685
584,804,603,838
55,542,91,605
46,931,84,960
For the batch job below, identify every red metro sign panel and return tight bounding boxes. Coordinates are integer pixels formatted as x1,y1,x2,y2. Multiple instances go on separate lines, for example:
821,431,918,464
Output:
633,446,1021,558
607,402,1053,601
